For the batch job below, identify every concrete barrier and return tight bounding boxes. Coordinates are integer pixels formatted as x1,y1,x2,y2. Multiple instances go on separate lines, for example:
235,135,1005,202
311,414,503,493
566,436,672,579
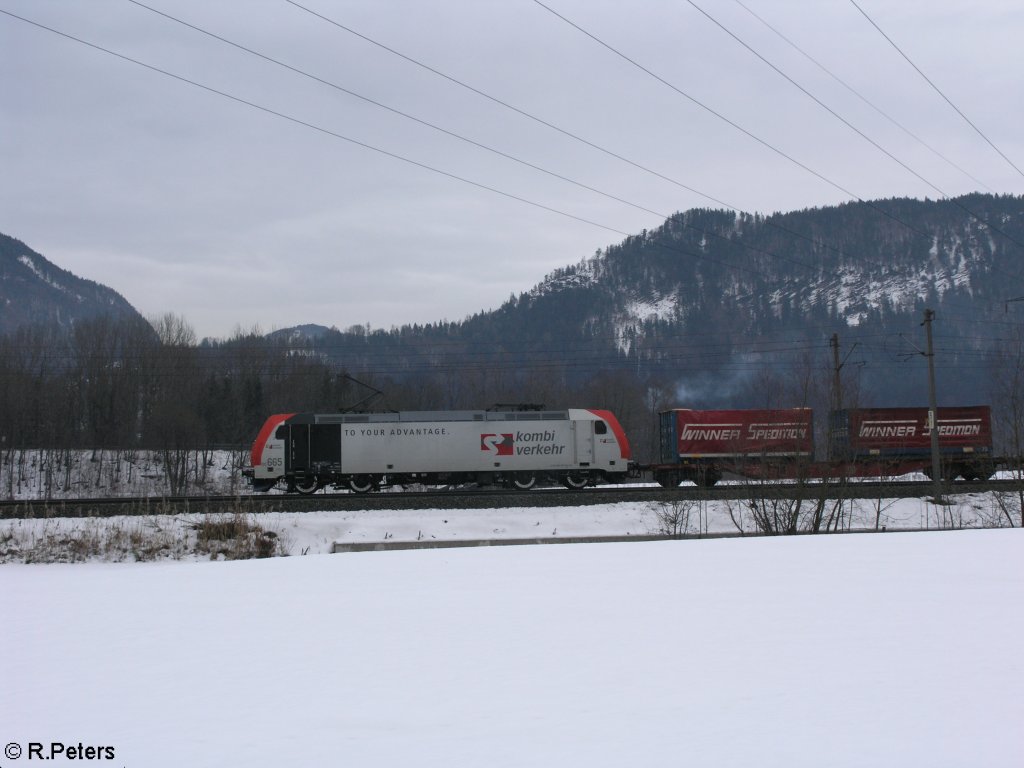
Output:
330,526,959,553
332,534,667,553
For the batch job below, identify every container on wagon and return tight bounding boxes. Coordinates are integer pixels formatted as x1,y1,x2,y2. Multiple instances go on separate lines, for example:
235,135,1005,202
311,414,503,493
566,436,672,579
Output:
660,408,814,462
828,406,993,458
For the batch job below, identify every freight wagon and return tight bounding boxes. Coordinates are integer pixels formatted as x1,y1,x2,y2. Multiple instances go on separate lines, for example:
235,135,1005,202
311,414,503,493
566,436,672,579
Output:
651,405,995,487
828,406,995,481
245,407,631,493
653,408,813,487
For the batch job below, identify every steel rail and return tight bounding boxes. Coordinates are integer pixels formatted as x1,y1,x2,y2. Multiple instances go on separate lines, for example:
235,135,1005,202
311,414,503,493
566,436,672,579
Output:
2,478,1022,519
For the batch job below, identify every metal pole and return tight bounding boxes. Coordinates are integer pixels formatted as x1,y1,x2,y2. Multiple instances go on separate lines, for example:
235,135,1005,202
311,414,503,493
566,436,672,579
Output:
923,309,942,503
830,333,842,461
831,333,842,411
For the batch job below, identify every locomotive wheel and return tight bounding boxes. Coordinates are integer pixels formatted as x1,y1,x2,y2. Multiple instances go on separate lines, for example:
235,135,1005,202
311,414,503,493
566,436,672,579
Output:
508,473,537,491
348,475,377,494
562,472,589,490
293,475,319,495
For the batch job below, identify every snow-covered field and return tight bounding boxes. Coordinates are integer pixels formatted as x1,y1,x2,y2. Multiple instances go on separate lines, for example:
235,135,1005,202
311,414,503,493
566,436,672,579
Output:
1,498,1021,767
0,490,1018,562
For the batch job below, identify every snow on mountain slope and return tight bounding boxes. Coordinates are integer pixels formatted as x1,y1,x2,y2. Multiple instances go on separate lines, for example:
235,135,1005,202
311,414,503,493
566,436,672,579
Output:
0,232,146,333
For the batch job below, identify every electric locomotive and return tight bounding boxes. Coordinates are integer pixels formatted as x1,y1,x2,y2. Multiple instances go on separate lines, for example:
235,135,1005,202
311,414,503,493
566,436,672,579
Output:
245,407,631,493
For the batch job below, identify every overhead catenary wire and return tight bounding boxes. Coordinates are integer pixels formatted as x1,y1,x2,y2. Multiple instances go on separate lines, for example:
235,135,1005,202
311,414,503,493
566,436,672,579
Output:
0,11,631,239
533,0,1024,259
15,1,1000,325
11,5,940,294
280,0,734,211
3,4,1022,354
280,0,1024,315
0,310,954,363
685,0,951,198
120,0,825,278
124,0,668,222
730,0,995,193
0,317,1009,382
0,353,995,381
0,318,1013,366
680,0,1024,257
508,3,1024,316
849,0,1024,180
529,0,937,241
280,0,914,272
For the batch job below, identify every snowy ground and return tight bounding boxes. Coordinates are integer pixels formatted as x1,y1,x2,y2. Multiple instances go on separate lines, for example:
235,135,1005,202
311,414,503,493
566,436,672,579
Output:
0,448,250,500
1,523,1020,767
2,447,1020,762
0,489,1018,563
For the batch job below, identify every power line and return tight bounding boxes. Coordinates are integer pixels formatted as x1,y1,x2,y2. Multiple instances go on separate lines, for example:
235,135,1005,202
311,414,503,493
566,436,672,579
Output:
684,0,951,198
5,6,1021,332
693,0,1024,263
730,0,994,193
683,0,1024,260
282,0,735,211
122,0,827,277
280,0,901,270
124,0,668,221
532,0,1024,278
529,0,938,240
849,0,1024,180
286,0,1024,304
1,317,1017,365
285,0,1024,316
0,8,816,289
0,10,626,236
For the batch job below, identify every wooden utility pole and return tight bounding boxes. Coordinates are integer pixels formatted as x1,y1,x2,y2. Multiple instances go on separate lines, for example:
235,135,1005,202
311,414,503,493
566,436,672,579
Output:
923,309,943,503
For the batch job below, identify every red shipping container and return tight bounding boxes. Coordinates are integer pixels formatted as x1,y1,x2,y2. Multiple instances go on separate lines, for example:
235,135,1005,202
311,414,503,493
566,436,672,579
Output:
836,406,992,455
670,408,813,458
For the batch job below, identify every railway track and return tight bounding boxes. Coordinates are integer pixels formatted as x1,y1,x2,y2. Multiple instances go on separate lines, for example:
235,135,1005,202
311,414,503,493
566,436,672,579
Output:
1,478,1021,519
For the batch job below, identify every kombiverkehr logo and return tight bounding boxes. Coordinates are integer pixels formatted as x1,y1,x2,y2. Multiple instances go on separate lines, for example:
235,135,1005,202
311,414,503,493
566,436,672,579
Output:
480,433,515,455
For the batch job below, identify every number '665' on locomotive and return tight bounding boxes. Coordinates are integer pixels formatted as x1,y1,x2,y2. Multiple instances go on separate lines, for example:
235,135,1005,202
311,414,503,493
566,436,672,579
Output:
245,408,631,493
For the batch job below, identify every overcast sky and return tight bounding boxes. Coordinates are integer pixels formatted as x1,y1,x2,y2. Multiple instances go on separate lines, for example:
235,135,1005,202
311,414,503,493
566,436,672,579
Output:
4,0,1023,339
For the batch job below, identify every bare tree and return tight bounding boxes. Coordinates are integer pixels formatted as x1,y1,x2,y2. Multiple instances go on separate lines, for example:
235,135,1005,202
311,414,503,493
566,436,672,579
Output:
649,498,706,537
987,333,1024,526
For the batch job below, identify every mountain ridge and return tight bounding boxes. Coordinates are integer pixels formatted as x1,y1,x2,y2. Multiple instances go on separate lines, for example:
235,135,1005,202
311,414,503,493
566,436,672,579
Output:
277,193,1024,406
0,233,147,334
5,193,1023,410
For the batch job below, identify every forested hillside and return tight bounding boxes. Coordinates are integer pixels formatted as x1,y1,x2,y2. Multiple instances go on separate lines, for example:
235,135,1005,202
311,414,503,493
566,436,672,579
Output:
292,193,1024,408
0,233,146,333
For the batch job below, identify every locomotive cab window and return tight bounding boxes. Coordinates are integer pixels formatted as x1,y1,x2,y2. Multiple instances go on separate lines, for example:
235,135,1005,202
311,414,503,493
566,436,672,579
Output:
275,426,288,439
595,421,608,435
